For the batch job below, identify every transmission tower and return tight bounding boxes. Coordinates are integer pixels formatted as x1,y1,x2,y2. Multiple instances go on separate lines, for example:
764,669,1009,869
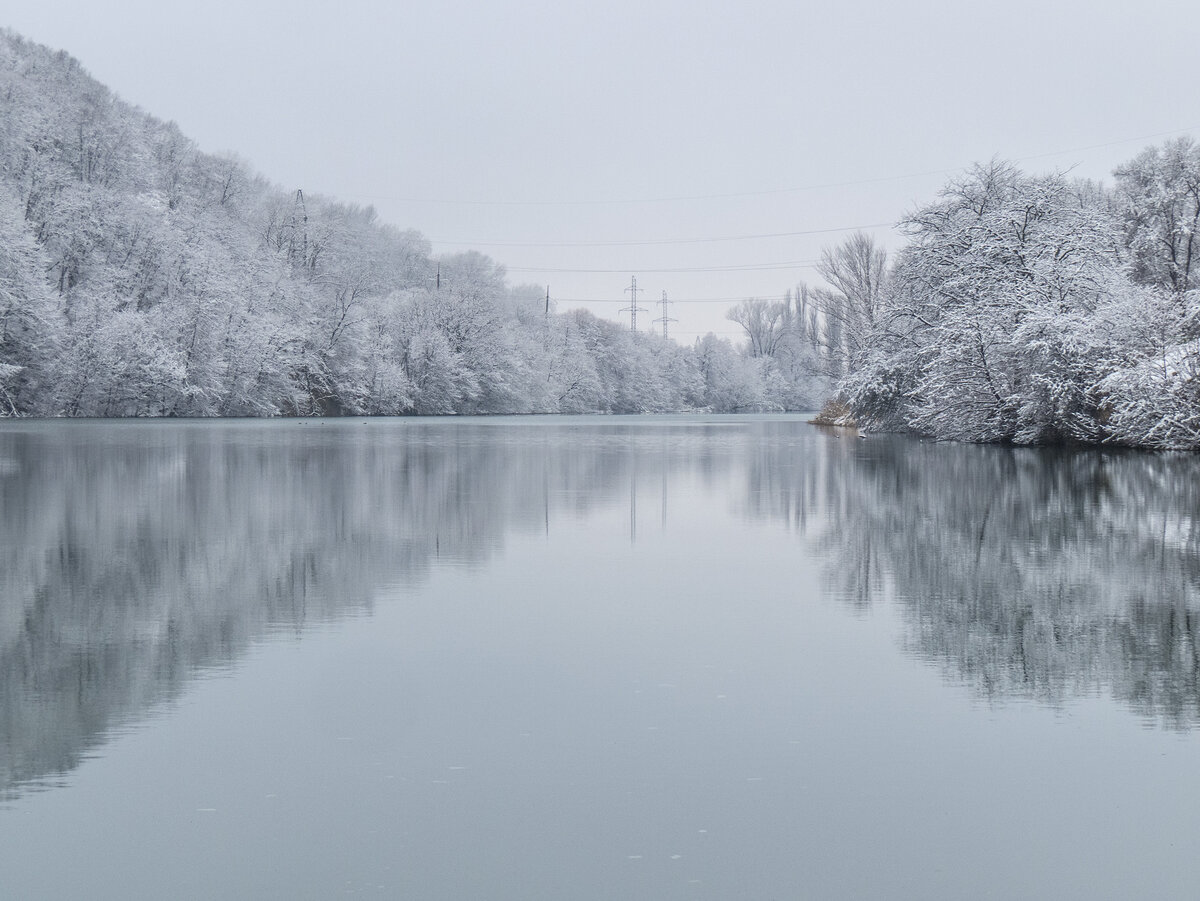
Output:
620,276,647,331
654,290,677,340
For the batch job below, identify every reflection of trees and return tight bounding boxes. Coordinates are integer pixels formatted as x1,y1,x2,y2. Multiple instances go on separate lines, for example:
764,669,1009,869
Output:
812,436,1200,727
0,419,737,801
6,417,1200,802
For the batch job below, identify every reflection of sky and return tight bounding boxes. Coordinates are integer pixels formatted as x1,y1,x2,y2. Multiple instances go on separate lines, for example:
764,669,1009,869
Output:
3,417,1200,899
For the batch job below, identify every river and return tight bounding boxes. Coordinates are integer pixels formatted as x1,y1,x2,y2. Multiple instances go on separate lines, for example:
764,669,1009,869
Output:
1,415,1198,899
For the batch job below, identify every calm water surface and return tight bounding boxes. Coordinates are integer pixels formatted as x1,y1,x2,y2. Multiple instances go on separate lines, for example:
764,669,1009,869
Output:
1,415,1198,899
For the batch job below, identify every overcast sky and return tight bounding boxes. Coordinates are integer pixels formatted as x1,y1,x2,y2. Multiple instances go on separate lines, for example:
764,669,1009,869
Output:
6,0,1200,341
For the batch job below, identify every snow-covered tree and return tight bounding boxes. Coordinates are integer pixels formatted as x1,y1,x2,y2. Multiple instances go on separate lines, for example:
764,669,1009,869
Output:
1115,137,1200,302
844,163,1134,443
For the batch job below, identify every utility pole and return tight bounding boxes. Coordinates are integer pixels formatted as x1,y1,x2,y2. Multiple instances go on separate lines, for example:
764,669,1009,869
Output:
654,290,677,340
427,262,449,293
620,276,646,332
289,189,308,267
545,285,550,317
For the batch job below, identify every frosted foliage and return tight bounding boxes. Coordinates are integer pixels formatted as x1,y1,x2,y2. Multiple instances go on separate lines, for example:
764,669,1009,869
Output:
839,156,1200,449
0,31,798,419
2,27,1196,438
1114,138,1200,297
725,290,829,410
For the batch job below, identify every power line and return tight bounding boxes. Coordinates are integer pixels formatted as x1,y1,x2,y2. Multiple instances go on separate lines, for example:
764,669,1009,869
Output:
508,259,822,274
428,221,894,248
1015,127,1200,164
554,294,791,304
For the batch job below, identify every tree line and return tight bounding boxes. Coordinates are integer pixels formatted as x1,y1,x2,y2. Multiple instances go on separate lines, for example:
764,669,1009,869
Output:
0,30,824,418
2,29,1196,445
791,146,1200,449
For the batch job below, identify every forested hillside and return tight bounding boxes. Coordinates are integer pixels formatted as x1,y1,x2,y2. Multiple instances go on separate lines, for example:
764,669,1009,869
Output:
0,30,824,417
5,28,1197,443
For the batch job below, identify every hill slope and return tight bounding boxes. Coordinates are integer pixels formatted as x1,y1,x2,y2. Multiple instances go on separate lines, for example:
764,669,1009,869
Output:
0,30,807,416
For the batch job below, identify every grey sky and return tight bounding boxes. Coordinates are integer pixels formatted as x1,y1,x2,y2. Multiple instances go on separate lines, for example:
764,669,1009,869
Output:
6,0,1200,340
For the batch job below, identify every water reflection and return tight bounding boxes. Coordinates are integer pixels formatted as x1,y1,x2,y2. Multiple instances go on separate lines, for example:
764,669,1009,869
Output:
2,417,1199,803
806,434,1200,727
0,418,741,800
